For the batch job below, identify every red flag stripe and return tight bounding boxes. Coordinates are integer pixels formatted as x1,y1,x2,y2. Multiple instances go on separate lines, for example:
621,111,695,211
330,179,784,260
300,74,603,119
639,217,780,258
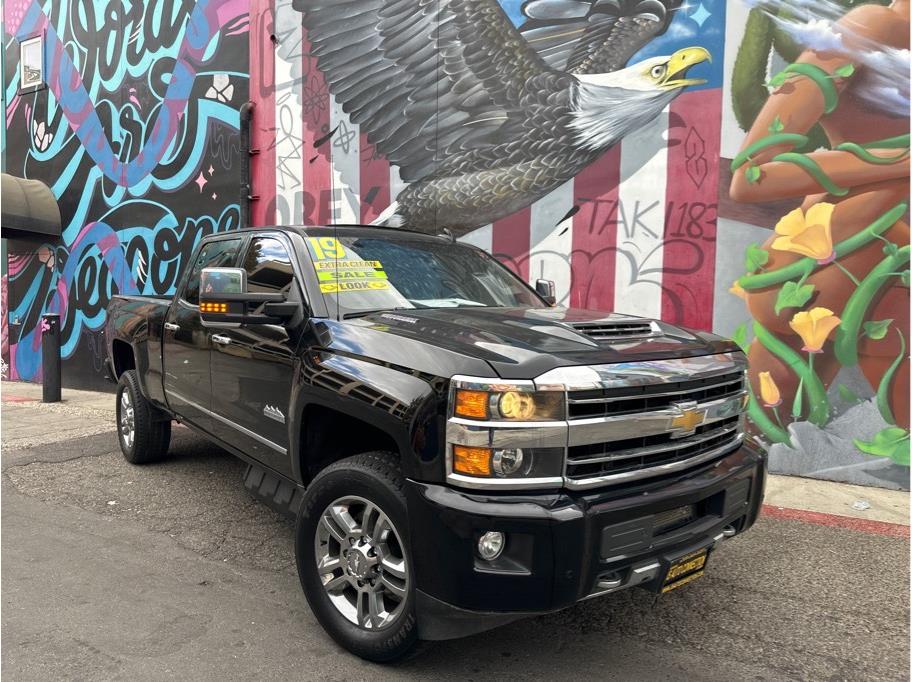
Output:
492,207,532,281
570,146,622,311
302,30,333,225
662,89,721,330
248,0,275,227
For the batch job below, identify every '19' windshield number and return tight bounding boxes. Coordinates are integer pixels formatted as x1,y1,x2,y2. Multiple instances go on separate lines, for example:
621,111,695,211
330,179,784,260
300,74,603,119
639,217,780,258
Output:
307,237,345,261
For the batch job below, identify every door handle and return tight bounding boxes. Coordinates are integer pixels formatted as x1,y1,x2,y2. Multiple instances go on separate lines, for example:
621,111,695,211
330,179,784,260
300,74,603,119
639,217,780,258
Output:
163,322,180,332
211,334,231,346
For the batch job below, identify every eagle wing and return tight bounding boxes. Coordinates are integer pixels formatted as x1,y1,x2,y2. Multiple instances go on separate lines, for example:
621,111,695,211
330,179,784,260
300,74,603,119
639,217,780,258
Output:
299,0,552,182
519,0,682,74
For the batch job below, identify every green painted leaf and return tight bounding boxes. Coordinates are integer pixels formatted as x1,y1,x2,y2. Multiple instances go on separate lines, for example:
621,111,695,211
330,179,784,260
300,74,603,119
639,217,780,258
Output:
902,270,910,287
768,71,788,88
732,323,748,352
745,243,769,272
863,319,893,340
792,376,804,419
837,384,860,404
834,63,855,78
854,427,910,465
883,241,899,257
774,281,815,315
769,115,785,134
745,165,761,184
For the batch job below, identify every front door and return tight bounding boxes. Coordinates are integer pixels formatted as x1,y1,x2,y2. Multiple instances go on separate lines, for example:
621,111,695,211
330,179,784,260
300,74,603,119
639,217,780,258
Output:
163,236,243,432
209,234,304,474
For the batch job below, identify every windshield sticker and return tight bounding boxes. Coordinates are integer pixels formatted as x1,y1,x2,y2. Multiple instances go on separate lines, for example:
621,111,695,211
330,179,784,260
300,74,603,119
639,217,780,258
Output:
320,280,391,294
306,237,392,294
314,260,381,270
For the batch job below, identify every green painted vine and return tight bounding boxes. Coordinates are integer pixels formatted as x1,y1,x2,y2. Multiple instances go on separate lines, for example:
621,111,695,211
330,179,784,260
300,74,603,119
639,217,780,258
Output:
731,67,909,452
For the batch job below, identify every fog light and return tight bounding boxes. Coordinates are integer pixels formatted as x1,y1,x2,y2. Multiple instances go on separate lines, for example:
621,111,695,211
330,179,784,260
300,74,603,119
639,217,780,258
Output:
492,448,524,476
477,531,505,561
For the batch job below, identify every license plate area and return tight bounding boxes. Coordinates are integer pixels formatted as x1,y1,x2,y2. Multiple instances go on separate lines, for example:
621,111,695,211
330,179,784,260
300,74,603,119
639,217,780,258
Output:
661,547,708,593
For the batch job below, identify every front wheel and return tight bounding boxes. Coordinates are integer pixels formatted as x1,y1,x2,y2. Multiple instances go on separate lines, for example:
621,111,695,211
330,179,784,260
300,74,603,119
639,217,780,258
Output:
296,452,418,662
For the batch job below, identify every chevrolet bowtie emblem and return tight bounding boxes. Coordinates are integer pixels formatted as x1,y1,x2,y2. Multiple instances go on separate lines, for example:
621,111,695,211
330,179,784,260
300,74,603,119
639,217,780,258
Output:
669,401,706,437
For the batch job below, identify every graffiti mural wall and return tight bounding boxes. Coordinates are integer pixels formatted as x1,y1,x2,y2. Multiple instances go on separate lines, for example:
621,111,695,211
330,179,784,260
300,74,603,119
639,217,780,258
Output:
2,0,249,388
3,0,908,487
717,0,909,488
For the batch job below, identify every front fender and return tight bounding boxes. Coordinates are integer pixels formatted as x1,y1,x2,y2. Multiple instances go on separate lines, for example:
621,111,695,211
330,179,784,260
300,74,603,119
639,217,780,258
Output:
289,351,445,483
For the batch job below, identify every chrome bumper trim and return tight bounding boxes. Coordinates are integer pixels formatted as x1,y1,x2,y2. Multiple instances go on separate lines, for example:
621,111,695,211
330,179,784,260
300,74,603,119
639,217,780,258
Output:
563,437,744,490
566,423,741,465
446,417,568,450
567,392,746,447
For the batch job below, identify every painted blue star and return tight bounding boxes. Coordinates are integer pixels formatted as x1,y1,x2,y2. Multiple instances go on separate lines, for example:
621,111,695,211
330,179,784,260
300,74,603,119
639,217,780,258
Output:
690,2,712,28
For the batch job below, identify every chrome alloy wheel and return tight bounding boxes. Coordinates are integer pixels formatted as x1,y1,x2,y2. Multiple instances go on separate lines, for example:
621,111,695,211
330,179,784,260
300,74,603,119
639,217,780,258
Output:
314,495,409,630
119,389,135,449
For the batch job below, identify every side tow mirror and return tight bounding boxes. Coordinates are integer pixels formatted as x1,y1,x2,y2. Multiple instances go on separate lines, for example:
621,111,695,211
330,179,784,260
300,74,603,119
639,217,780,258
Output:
199,267,299,326
535,278,557,306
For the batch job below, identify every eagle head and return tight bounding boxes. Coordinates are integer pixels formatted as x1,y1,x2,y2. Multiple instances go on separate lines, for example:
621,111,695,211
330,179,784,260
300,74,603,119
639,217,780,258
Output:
570,46,712,152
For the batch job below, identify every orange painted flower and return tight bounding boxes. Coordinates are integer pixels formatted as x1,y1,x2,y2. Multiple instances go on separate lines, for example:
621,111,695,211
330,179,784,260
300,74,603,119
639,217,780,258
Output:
772,203,836,263
789,307,841,353
729,280,747,300
758,371,782,408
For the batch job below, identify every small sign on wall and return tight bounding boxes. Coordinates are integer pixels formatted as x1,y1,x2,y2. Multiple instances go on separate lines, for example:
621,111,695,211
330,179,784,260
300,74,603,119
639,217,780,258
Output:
18,34,45,93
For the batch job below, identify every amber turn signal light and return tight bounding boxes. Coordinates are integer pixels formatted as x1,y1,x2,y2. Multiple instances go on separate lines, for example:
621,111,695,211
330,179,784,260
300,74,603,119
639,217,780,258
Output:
454,389,489,419
453,446,492,476
200,302,228,313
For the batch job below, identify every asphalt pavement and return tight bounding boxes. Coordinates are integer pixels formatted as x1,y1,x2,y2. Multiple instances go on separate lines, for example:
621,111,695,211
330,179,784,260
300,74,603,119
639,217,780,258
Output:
2,388,910,680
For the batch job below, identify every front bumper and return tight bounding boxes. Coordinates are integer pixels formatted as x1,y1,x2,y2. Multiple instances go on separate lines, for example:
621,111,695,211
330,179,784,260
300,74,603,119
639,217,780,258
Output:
406,442,766,640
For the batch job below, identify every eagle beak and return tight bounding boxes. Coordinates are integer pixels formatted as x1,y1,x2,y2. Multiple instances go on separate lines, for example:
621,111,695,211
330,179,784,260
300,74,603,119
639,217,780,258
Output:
661,47,711,89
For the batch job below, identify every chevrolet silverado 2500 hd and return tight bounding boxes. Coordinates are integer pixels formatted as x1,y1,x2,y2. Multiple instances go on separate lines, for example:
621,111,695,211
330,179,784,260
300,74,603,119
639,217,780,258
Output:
106,225,765,661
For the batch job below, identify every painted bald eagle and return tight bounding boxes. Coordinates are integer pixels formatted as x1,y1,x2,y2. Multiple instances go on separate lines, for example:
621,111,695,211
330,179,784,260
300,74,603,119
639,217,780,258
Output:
299,0,708,235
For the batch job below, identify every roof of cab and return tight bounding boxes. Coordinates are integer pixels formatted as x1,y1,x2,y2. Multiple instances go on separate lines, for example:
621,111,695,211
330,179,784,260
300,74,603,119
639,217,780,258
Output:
240,224,450,242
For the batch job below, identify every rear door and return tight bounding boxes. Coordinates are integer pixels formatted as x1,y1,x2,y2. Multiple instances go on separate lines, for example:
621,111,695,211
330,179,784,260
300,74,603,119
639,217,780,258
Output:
162,235,243,431
209,234,306,473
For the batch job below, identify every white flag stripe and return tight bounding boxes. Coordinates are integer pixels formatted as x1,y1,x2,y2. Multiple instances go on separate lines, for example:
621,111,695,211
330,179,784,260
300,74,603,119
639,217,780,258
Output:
389,165,407,209
528,179,574,304
458,224,494,251
329,99,361,224
614,107,670,319
273,0,303,224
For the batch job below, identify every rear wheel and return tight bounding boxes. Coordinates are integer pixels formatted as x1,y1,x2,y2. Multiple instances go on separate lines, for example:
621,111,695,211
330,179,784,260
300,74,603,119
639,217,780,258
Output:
296,452,418,662
116,370,171,464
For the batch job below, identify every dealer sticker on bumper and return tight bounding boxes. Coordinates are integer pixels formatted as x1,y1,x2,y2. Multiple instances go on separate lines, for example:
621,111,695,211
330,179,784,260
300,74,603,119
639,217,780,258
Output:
661,548,708,593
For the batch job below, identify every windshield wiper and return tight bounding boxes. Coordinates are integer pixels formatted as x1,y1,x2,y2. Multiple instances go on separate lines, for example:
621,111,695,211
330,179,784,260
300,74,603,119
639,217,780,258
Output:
342,308,409,320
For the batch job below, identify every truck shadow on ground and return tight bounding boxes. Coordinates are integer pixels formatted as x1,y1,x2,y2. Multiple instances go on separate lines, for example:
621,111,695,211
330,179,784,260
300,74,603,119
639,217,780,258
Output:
4,428,908,679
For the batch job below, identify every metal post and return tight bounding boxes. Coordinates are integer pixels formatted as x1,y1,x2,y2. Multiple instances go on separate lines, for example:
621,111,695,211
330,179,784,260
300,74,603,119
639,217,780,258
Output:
41,313,61,403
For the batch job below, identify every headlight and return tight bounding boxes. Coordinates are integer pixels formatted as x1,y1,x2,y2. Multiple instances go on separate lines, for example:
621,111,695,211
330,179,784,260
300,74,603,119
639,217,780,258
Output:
453,387,564,421
447,377,567,489
452,446,564,480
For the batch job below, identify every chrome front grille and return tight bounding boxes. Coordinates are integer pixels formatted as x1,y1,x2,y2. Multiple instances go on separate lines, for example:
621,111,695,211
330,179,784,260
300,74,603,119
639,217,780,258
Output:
566,416,741,481
567,371,745,420
570,320,657,341
536,353,748,490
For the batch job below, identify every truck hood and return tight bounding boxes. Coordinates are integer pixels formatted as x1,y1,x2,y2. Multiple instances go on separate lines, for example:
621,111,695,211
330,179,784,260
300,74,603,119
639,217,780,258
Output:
341,307,739,380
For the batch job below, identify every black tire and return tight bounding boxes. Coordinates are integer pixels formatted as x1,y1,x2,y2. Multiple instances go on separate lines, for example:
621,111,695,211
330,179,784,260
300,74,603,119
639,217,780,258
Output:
296,452,418,662
116,369,171,464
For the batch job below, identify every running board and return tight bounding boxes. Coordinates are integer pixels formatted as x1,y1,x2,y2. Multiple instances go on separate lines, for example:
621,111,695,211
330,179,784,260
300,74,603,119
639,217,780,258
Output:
243,464,304,521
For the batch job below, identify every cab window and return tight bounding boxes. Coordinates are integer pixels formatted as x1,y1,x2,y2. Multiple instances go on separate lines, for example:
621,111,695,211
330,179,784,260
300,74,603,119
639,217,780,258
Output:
182,238,242,305
243,237,295,295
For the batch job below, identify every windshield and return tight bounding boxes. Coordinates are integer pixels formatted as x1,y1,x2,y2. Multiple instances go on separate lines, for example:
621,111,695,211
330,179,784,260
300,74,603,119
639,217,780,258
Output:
304,234,545,317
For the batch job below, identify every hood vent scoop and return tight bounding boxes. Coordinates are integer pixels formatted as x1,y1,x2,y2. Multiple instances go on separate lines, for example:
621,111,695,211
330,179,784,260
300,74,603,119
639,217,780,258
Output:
569,319,658,342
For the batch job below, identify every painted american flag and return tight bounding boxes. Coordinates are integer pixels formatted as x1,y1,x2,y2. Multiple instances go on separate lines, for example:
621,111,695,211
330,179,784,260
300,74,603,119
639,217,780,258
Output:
249,0,727,332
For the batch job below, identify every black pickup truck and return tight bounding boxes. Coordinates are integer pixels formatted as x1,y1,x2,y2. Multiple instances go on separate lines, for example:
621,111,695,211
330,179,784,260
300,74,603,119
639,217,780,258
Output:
105,225,765,661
